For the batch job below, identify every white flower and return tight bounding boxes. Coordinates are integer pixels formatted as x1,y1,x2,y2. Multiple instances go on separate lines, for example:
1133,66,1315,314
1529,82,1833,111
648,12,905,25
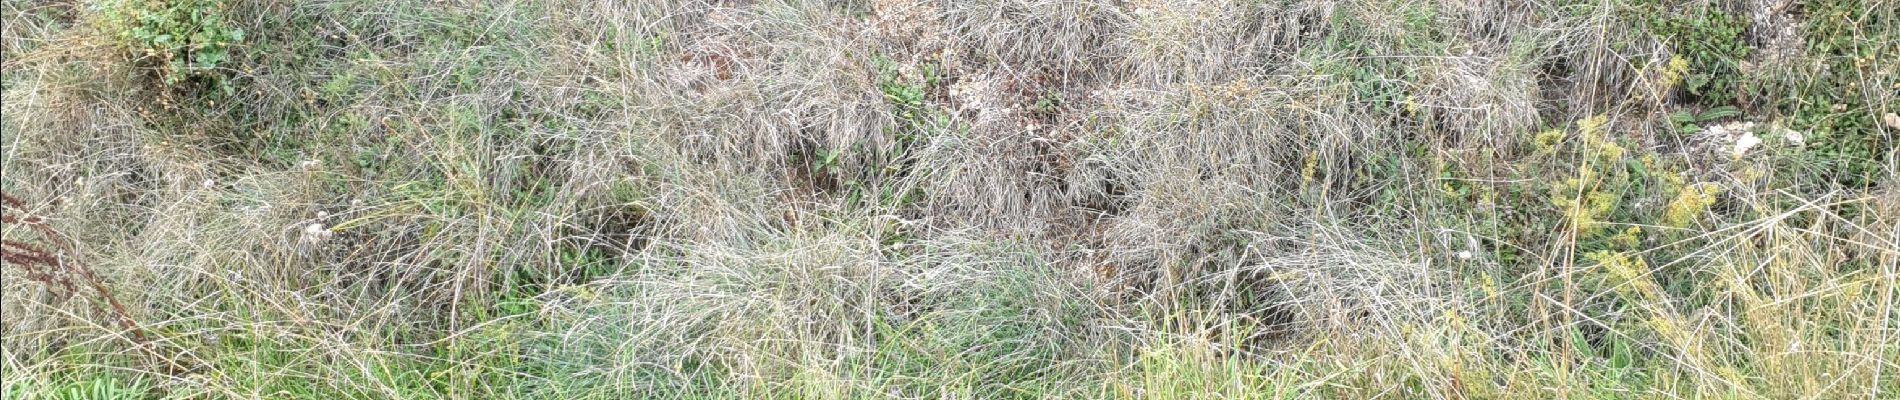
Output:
301,223,333,245
1456,251,1473,260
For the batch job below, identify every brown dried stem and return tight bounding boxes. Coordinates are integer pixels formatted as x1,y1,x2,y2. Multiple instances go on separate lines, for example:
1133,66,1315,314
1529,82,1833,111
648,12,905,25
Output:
2,192,187,372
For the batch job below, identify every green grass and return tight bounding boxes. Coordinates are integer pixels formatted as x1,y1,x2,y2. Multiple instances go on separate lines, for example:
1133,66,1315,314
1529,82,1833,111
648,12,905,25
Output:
3,0,1896,398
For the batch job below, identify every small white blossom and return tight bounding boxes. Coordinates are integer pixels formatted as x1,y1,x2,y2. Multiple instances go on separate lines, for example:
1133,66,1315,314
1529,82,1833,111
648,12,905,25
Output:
301,223,333,245
1456,251,1473,260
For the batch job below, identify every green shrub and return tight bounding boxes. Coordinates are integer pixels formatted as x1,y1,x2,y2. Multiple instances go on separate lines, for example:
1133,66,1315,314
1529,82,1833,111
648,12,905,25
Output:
96,0,243,85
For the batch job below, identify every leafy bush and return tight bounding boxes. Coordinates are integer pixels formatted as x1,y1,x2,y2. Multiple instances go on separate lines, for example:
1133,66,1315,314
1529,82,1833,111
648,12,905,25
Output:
96,0,243,85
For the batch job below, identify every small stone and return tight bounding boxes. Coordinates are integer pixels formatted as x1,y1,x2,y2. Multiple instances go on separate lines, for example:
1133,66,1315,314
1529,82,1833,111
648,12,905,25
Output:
1884,113,1900,130
1732,131,1762,157
1781,128,1805,147
1705,124,1730,138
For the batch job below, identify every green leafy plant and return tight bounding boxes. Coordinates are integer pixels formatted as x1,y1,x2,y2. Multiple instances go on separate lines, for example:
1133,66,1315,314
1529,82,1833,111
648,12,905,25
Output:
876,56,941,147
1031,93,1062,116
816,148,845,177
1774,0,1897,188
1646,4,1750,107
97,0,244,85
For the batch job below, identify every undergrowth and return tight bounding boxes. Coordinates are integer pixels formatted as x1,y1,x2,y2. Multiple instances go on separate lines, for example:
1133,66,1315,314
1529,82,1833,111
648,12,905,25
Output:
2,0,1895,399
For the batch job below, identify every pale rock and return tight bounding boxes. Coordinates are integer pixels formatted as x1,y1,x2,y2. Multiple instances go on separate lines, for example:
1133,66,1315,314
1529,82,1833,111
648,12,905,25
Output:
1781,128,1805,147
1705,123,1730,138
1732,131,1762,157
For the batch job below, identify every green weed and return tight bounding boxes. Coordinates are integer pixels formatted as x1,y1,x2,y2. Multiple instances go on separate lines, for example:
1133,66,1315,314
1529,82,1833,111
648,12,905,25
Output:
95,0,243,86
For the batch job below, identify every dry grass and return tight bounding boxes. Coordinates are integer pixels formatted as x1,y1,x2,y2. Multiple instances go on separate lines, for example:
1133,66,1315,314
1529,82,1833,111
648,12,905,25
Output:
3,0,1896,399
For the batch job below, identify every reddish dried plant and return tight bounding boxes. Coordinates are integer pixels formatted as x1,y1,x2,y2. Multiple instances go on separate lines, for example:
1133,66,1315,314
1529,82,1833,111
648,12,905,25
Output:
3,194,82,298
2,192,168,363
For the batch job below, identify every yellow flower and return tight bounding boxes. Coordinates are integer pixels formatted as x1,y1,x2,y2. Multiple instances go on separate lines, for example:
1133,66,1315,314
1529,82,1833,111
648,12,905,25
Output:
1533,129,1565,152
1578,114,1609,138
1301,150,1320,185
1660,55,1690,91
1663,182,1723,228
1610,226,1643,248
